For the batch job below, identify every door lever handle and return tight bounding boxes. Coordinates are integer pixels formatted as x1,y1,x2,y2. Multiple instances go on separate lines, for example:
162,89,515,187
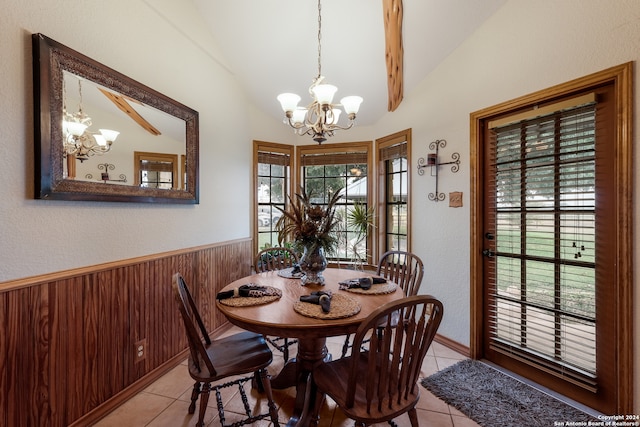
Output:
482,249,495,258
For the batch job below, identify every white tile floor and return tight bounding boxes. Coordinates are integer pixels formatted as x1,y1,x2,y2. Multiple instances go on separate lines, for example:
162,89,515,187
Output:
94,328,479,427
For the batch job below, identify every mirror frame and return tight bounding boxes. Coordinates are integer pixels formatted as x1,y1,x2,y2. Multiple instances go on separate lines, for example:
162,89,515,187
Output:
32,33,199,203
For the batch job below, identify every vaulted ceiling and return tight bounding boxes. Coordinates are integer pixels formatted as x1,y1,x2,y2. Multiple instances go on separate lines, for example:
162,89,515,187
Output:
192,0,506,127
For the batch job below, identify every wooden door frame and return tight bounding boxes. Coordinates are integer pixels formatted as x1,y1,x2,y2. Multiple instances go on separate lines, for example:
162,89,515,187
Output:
469,62,634,413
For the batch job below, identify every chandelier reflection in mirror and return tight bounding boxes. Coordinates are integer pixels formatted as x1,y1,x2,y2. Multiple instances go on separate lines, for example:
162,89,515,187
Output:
63,79,119,162
277,0,363,144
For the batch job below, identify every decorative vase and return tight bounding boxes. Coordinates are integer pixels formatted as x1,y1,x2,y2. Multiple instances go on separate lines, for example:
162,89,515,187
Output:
298,244,327,285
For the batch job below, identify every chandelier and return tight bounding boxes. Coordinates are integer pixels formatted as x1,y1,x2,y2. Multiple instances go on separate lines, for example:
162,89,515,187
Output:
63,79,119,162
277,0,363,144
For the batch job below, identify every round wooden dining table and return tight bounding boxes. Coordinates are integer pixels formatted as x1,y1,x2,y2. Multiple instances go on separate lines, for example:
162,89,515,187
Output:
216,268,404,427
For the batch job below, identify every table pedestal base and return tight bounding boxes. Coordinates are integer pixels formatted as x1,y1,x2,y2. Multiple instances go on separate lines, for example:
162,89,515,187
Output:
271,337,330,427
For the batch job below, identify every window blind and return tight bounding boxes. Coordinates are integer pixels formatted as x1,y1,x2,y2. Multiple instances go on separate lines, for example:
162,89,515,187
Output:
300,151,368,166
379,142,407,161
140,160,174,172
486,103,597,389
258,151,290,166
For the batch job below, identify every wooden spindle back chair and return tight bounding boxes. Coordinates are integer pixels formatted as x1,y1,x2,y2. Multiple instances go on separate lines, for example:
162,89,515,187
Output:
254,246,298,273
313,295,443,427
341,250,425,357
376,250,424,298
172,273,280,427
253,246,299,362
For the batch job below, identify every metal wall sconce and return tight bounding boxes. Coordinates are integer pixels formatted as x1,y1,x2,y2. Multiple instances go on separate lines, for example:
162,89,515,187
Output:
417,139,460,202
85,163,128,183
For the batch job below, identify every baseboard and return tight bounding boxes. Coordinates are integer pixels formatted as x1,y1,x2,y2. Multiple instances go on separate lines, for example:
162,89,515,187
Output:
68,348,190,427
434,333,470,357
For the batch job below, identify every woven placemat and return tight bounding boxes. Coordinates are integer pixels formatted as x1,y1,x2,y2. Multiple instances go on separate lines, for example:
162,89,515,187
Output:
343,282,398,295
218,286,282,307
293,293,361,319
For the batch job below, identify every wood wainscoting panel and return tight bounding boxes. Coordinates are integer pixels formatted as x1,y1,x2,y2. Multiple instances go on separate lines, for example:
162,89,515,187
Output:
0,239,252,427
2,284,51,426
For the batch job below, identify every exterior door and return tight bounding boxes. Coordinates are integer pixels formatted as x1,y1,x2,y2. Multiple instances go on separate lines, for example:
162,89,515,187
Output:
470,64,633,414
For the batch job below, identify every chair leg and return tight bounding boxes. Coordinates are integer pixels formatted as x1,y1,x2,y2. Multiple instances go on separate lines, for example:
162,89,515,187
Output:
258,368,280,426
253,369,265,392
341,334,351,358
308,375,326,427
407,407,419,427
188,381,200,414
196,382,211,427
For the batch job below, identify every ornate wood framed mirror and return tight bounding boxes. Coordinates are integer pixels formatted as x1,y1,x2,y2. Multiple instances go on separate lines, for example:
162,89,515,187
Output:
32,33,199,203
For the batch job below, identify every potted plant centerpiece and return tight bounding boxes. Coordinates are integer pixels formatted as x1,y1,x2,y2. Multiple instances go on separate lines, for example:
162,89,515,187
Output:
275,187,341,285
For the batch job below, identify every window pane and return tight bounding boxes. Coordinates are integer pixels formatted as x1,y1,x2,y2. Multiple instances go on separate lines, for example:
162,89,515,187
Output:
271,164,285,178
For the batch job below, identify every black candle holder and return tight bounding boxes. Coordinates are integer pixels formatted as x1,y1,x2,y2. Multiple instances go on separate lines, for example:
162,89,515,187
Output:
85,163,128,183
417,139,460,202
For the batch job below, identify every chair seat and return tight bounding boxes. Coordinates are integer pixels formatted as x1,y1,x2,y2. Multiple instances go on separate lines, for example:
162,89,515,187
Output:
314,353,420,423
188,331,273,381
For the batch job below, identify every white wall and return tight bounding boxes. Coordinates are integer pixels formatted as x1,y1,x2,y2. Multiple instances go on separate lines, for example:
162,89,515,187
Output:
0,0,282,282
374,0,639,411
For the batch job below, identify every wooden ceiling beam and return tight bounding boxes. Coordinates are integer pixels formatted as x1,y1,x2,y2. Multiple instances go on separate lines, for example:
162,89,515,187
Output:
383,0,404,112
98,88,161,136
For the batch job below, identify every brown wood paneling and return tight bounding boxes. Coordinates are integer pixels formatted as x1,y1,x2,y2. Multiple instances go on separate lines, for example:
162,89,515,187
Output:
0,290,6,426
0,239,251,427
50,277,85,425
3,285,50,425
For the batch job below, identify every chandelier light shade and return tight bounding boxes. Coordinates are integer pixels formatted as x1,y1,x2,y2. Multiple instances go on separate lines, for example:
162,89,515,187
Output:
63,79,119,162
277,0,363,143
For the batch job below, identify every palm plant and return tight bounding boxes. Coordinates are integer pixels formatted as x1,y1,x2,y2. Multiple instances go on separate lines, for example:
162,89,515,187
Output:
346,202,375,269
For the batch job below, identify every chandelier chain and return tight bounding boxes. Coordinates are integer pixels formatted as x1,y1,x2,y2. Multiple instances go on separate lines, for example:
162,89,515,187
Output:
317,0,322,78
77,80,83,113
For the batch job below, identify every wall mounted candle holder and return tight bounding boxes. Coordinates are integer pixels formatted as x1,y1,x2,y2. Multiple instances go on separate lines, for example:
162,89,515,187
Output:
85,163,128,183
417,139,460,202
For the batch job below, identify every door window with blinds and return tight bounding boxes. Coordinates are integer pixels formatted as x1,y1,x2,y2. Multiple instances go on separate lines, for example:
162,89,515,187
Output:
487,99,597,383
254,142,293,253
298,142,372,262
476,65,634,414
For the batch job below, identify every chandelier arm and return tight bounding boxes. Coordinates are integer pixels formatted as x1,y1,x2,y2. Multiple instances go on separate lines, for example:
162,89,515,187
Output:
64,133,113,159
323,121,356,132
285,117,308,130
291,126,315,137
305,109,325,135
